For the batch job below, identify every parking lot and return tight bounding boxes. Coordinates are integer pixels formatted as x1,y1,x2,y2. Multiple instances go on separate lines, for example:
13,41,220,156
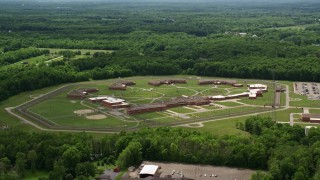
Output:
294,82,320,100
127,161,255,180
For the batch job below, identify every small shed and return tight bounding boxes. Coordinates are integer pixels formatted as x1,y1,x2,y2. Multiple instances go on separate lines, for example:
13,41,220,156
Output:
139,165,160,178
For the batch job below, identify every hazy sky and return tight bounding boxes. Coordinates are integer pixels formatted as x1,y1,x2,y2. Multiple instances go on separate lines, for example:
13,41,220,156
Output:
10,0,319,2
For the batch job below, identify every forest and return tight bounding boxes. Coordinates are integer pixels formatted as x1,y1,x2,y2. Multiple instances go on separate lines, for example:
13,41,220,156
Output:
0,1,320,179
0,116,320,179
0,1,319,102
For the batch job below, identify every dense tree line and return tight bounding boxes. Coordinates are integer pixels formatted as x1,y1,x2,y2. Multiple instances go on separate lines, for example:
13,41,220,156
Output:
0,48,49,66
0,116,320,179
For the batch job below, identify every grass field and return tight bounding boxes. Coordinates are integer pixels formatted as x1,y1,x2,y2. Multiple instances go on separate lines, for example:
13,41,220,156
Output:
214,101,242,107
0,54,57,70
309,109,320,114
29,99,137,128
169,107,196,113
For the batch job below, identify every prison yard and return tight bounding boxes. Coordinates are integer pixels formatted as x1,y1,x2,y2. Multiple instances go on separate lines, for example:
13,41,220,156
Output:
2,75,318,134
15,76,275,131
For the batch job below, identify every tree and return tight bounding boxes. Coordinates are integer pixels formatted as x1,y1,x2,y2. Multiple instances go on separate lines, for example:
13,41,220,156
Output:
0,157,11,174
15,152,26,178
75,162,96,178
27,150,37,173
62,147,81,175
116,142,142,168
49,160,66,180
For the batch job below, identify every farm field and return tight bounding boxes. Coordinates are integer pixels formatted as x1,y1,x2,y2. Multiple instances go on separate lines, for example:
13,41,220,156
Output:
3,75,320,134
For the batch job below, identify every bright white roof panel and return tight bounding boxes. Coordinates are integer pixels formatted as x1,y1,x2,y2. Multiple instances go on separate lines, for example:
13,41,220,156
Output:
139,165,159,175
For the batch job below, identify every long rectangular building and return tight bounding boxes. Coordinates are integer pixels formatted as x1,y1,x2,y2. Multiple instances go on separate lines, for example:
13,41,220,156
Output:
198,79,237,86
302,114,320,123
126,96,210,115
148,79,187,86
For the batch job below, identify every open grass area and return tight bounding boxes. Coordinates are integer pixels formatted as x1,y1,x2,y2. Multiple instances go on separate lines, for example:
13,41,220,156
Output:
133,112,167,120
214,101,242,107
182,116,251,136
191,106,263,118
0,54,56,70
29,98,137,128
169,107,196,113
201,105,221,110
0,84,67,127
259,108,302,122
290,95,320,108
309,109,320,114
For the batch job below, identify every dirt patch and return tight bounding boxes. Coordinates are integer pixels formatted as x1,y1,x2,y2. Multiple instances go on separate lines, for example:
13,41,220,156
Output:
70,100,77,103
74,109,94,115
86,114,106,120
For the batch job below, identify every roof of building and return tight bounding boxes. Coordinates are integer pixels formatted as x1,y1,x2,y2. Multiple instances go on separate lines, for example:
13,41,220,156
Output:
88,96,109,101
248,84,268,88
139,165,159,175
305,126,317,129
303,113,320,119
102,97,126,104
249,89,263,93
210,95,226,99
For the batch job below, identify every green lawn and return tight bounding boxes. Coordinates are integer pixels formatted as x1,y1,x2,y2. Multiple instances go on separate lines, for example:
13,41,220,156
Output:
290,95,320,108
214,101,242,107
181,116,251,136
169,107,196,113
29,99,137,128
133,112,167,120
149,116,181,124
202,105,221,110
190,106,263,118
0,54,56,70
309,109,320,114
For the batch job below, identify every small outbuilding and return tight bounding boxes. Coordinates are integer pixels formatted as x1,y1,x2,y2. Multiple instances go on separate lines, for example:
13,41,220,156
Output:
139,165,160,178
